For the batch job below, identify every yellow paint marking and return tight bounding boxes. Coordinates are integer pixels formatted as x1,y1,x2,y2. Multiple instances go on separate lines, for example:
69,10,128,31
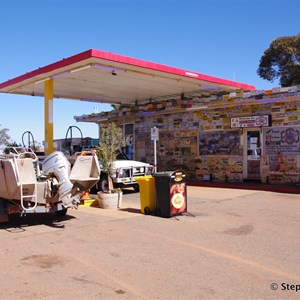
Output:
137,229,300,282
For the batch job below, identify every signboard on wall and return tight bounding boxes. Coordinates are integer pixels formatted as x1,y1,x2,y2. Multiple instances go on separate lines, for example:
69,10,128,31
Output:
231,115,271,128
151,127,159,141
199,130,241,155
263,127,300,155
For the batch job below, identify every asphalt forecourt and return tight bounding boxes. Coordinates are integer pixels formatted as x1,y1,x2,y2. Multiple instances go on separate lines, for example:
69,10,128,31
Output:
0,186,299,299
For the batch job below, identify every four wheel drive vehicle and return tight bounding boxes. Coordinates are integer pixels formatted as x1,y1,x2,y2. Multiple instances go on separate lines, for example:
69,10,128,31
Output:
78,148,154,193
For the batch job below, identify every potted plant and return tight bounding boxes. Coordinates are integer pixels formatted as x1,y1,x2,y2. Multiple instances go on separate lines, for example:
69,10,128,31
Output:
96,122,126,208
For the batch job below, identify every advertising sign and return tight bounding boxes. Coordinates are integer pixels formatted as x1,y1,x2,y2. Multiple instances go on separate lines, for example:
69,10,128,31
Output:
170,172,187,216
263,127,300,155
154,171,187,218
231,115,271,128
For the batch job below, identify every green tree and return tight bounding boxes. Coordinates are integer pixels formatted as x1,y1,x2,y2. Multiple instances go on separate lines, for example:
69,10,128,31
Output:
0,124,10,146
96,122,126,192
257,33,300,87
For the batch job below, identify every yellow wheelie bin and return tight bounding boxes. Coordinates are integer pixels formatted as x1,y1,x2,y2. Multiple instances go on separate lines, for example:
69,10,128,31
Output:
135,176,155,214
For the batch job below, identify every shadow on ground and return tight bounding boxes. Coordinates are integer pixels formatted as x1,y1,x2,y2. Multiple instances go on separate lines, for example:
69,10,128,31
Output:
0,213,75,232
119,207,142,214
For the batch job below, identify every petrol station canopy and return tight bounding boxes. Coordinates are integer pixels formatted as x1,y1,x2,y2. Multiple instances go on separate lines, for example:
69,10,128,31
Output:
0,49,255,105
0,49,255,154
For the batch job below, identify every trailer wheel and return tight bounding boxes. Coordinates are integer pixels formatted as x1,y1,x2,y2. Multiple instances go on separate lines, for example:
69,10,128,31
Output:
0,214,9,223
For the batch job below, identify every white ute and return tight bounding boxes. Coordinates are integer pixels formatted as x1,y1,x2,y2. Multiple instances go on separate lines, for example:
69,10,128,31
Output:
79,148,154,192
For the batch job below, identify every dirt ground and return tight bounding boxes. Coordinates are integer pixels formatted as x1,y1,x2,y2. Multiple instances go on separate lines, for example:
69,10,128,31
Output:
0,186,300,299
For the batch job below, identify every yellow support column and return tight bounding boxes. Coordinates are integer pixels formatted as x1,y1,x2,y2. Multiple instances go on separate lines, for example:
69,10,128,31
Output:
44,79,54,155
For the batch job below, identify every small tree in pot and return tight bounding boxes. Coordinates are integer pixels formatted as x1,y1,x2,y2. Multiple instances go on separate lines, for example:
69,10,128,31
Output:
96,122,126,207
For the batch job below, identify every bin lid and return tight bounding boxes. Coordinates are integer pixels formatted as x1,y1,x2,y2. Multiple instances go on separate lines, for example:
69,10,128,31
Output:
135,175,154,182
153,170,186,178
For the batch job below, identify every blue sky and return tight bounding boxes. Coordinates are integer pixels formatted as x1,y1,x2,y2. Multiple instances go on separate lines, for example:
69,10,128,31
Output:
0,0,299,145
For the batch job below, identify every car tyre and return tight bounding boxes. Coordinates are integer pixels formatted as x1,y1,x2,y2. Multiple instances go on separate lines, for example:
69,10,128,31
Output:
99,174,110,192
133,184,140,192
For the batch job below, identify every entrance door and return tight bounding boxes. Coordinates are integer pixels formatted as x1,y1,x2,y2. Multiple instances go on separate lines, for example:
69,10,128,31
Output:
123,123,134,160
243,129,261,180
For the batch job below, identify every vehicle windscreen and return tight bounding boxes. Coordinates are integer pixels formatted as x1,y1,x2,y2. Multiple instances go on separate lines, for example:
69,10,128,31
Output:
116,148,129,160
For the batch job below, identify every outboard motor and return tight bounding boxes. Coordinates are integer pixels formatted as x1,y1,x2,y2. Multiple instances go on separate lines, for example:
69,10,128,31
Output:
42,151,80,208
